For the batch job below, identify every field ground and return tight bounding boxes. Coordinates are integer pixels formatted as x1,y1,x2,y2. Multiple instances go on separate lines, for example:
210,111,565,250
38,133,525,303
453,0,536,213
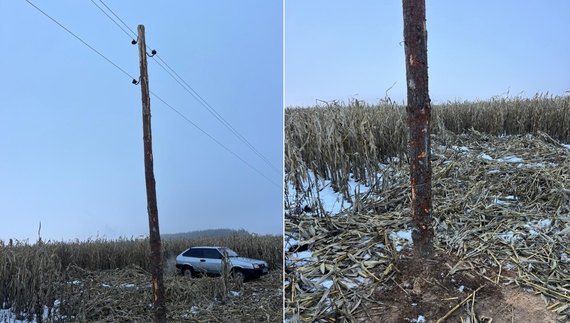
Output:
0,235,282,322
2,266,282,322
285,129,570,322
367,247,559,322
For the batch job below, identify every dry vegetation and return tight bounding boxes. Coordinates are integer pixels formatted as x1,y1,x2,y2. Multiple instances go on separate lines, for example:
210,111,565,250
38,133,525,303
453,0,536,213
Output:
284,94,570,322
0,234,282,322
285,94,569,202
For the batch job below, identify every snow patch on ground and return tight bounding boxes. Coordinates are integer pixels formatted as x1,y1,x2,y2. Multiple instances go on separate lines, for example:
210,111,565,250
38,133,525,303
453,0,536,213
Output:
479,153,493,160
497,155,523,163
287,169,379,217
410,315,426,323
451,145,470,152
493,195,518,205
318,280,334,289
291,250,316,267
498,232,523,242
389,230,413,251
524,218,552,235
339,276,370,289
0,304,55,323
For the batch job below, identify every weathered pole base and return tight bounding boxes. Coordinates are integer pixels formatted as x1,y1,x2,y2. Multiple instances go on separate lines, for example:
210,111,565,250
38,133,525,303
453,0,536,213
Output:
411,227,434,259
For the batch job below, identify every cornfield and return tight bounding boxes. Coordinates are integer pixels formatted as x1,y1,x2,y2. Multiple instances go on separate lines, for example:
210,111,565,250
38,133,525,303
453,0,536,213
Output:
285,94,570,204
284,93,570,322
0,234,282,322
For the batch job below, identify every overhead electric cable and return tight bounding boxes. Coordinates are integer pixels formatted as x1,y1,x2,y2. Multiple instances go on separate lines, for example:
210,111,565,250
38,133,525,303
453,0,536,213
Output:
90,0,281,175
97,0,138,38
152,55,282,175
150,91,282,189
25,0,136,81
25,0,281,190
90,0,134,41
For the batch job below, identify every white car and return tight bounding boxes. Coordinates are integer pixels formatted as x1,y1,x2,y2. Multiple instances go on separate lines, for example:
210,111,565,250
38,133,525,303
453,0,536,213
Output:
175,246,269,281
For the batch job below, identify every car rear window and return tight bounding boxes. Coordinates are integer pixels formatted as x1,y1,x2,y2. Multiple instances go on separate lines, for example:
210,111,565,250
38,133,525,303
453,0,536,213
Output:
182,248,202,258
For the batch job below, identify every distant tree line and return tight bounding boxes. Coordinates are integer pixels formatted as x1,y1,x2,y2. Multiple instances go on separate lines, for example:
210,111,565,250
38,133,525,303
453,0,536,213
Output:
161,228,251,240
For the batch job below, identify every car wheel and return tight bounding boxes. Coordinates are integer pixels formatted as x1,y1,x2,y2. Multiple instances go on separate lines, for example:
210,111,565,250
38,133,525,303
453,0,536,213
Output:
232,269,245,282
182,267,194,277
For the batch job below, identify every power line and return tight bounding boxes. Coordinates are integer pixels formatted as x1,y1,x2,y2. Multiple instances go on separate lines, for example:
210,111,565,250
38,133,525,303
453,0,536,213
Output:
152,55,282,175
150,91,282,189
90,0,282,176
24,0,136,81
24,0,281,190
97,0,138,38
90,0,134,42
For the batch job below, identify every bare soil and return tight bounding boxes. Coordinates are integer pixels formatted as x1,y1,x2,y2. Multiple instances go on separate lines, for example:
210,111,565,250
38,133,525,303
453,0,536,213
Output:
361,247,559,323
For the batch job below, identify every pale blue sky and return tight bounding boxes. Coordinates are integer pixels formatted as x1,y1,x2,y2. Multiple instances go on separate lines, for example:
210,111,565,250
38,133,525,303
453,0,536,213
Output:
286,1,570,106
0,1,283,242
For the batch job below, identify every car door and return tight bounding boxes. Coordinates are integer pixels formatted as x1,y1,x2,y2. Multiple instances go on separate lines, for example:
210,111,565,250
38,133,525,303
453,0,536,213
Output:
201,248,223,274
183,248,207,274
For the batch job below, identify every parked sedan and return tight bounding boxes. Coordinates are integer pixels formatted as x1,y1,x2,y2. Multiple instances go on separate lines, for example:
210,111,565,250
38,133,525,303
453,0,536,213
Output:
175,246,269,281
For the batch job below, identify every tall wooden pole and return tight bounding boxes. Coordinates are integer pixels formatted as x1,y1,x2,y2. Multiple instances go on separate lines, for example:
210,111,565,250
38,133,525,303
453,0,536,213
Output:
137,24,167,322
402,0,434,259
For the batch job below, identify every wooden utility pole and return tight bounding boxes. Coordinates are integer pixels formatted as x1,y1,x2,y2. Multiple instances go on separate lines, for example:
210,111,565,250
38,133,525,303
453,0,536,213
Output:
137,24,167,322
402,0,434,259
